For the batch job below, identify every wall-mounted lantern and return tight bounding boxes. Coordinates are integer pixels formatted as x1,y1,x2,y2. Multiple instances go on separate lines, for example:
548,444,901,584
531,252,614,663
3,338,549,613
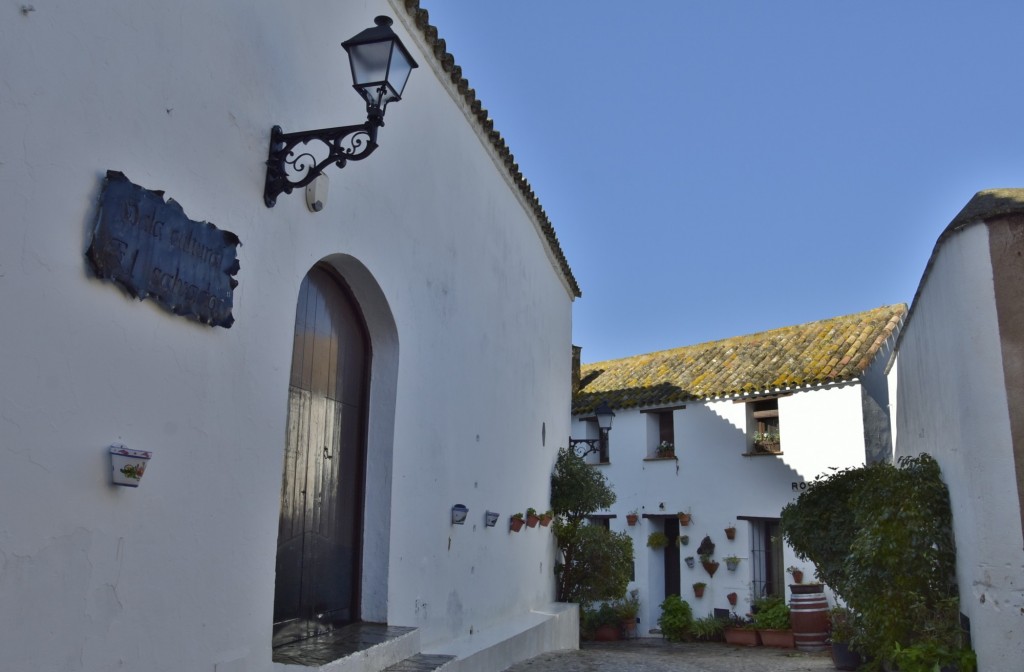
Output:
451,504,469,525
569,400,615,458
263,16,418,208
109,445,152,487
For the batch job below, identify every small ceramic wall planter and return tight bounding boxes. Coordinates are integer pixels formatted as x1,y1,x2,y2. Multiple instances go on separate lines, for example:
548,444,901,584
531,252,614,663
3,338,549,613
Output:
110,445,151,487
725,557,740,571
484,510,500,527
684,556,695,569
451,504,469,525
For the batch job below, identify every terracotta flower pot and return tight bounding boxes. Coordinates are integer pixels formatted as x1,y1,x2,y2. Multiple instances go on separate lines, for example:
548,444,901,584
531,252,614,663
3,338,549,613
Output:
526,514,539,528
724,627,760,647
725,527,736,540
791,569,804,584
727,592,738,606
678,513,692,526
626,514,639,526
510,517,524,532
539,514,552,527
759,629,795,648
702,560,719,577
693,584,706,598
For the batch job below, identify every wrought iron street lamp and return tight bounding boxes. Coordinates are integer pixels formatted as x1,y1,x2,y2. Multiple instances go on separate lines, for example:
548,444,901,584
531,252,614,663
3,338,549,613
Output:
263,16,418,207
569,401,615,458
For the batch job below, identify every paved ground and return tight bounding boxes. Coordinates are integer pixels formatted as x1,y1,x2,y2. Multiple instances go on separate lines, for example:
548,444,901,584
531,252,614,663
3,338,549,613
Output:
502,638,834,672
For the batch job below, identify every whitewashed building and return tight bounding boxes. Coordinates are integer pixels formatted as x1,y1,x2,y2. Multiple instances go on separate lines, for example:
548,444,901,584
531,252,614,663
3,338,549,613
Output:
892,190,1024,672
0,2,579,671
571,305,904,632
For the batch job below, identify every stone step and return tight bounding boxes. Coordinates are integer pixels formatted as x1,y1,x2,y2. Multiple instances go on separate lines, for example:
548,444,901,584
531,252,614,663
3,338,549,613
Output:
383,653,456,672
273,623,422,672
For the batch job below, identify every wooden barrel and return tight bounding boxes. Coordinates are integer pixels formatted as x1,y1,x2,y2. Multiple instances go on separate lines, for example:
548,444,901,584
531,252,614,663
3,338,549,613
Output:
789,584,829,651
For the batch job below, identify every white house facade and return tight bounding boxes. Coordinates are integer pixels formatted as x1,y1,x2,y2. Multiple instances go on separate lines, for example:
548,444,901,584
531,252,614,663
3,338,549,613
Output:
893,190,1024,672
0,2,579,671
571,305,904,633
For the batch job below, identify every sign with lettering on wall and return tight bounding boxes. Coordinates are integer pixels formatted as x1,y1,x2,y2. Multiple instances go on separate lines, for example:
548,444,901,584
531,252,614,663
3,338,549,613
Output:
86,171,241,328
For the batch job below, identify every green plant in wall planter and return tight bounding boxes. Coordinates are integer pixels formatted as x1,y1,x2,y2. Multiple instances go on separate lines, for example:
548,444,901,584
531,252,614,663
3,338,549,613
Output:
692,582,707,598
724,555,740,571
647,531,669,549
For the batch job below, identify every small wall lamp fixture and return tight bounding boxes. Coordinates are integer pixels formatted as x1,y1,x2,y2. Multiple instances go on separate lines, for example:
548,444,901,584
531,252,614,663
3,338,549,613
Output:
263,16,418,208
568,400,615,457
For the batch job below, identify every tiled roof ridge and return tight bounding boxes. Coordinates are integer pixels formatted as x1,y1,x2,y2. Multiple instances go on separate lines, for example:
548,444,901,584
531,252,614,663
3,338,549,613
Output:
573,304,906,412
396,0,581,298
582,304,906,369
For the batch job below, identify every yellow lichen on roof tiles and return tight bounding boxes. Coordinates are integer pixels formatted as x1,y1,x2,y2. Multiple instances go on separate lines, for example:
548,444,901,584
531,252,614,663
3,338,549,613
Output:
574,304,907,413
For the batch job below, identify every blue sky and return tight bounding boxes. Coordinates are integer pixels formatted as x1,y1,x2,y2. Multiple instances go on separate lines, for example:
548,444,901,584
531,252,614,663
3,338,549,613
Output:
420,1,1024,364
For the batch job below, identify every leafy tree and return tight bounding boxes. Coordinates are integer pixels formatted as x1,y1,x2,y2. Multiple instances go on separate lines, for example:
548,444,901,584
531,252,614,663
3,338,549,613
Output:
781,454,973,671
551,447,632,605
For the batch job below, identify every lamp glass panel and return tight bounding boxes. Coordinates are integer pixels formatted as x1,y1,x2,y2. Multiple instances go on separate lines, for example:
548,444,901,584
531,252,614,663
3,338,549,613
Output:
387,47,413,98
348,41,392,86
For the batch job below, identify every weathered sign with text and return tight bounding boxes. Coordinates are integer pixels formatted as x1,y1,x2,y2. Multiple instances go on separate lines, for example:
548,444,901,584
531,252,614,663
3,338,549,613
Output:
86,171,240,327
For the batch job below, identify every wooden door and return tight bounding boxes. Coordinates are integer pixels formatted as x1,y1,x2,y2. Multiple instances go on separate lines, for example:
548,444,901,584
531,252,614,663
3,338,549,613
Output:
273,267,369,647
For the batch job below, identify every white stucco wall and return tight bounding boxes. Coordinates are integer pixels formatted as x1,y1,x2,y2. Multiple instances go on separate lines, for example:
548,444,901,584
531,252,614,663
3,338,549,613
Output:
894,222,1024,671
0,2,573,670
572,383,867,631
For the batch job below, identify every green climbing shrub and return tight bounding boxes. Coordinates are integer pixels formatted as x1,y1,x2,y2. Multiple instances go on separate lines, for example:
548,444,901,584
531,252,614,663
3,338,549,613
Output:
780,454,974,671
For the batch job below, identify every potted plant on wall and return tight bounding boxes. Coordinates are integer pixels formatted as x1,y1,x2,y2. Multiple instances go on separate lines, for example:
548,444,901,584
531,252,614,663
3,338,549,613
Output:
626,509,639,526
727,592,738,606
697,535,718,576
725,523,736,540
753,429,781,453
677,509,692,525
647,531,669,549
724,555,741,571
539,509,553,527
787,565,804,584
656,440,675,458
525,508,540,528
684,555,695,569
510,512,525,532
693,582,707,598
679,534,689,546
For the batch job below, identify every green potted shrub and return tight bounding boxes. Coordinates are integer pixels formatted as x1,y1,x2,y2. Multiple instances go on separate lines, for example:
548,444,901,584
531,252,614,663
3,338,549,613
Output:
510,512,525,532
753,596,794,648
616,589,640,638
693,581,707,598
625,509,639,526
657,594,693,642
829,606,861,670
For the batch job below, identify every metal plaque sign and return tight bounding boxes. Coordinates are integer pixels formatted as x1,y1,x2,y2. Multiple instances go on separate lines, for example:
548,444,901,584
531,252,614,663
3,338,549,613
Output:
86,171,241,328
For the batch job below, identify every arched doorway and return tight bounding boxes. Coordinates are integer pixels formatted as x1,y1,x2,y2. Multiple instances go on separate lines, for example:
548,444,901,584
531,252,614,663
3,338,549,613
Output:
273,265,370,648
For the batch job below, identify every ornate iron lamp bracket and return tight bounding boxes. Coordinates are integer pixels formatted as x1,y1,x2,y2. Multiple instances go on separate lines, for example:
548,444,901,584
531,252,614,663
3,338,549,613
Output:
568,437,602,458
263,119,381,208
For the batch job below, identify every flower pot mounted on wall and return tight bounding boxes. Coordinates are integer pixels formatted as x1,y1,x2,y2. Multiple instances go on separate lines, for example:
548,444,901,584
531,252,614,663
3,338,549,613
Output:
678,512,692,526
626,513,638,526
727,592,738,606
725,526,736,540
451,504,469,525
693,583,706,598
702,560,720,577
510,515,525,532
109,445,151,487
685,556,695,569
485,510,500,527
